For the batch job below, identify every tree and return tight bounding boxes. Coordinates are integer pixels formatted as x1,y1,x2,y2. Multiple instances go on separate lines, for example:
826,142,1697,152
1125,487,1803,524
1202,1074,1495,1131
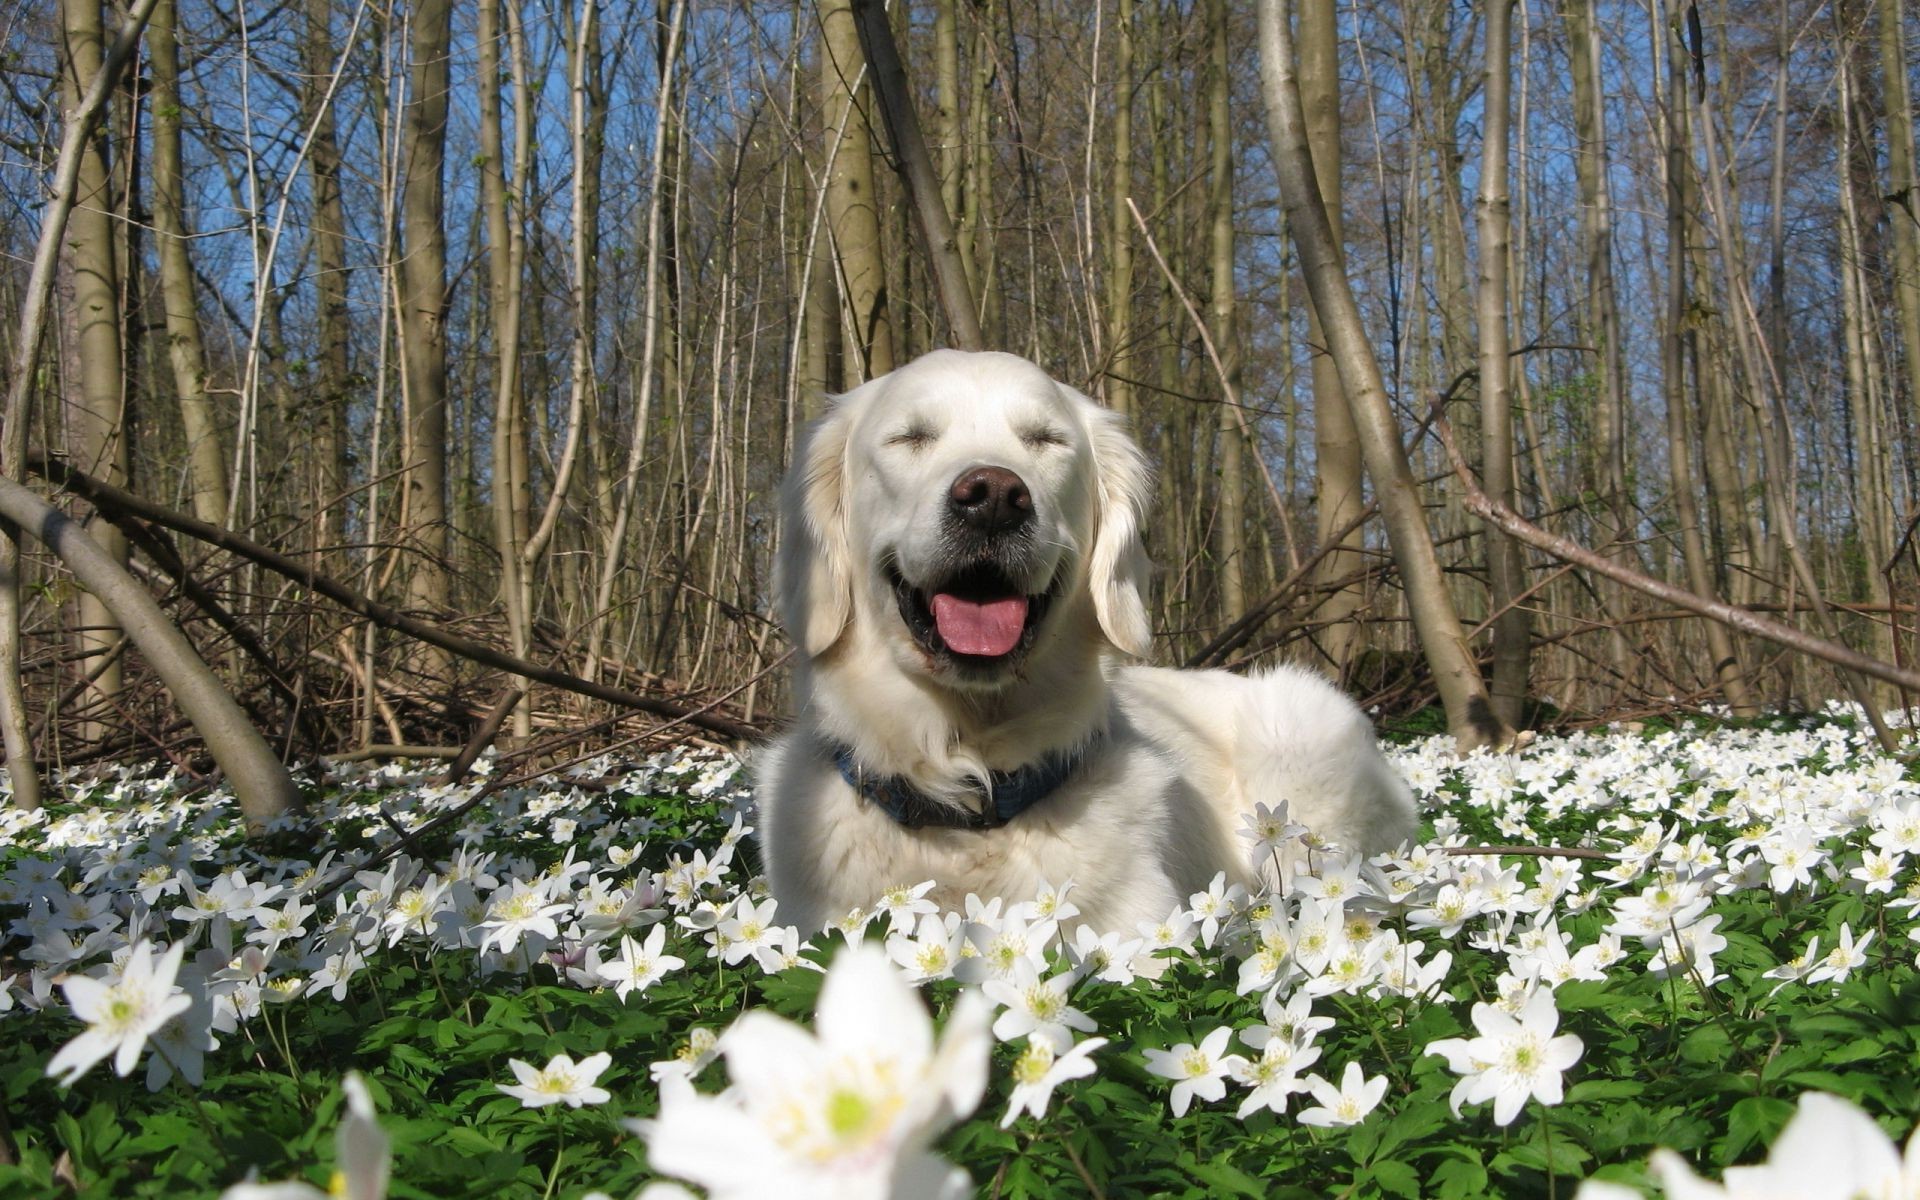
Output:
820,0,895,386
398,0,454,676
1298,0,1367,673
1258,0,1511,750
1477,0,1530,728
57,0,131,744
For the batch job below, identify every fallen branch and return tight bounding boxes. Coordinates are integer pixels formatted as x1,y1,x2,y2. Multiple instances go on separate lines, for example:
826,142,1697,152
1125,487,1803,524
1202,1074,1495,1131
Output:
0,473,302,832
1431,401,1920,698
32,453,760,742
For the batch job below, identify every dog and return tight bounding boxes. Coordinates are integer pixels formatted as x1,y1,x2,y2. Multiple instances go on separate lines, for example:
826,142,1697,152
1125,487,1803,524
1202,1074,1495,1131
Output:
757,350,1415,936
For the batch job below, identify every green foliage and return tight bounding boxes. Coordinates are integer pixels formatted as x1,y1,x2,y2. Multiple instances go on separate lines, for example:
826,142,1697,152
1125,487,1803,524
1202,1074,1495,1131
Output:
4,719,1920,1197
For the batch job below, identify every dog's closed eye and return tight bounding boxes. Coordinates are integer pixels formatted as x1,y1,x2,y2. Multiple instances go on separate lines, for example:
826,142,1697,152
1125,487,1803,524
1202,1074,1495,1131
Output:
1018,425,1069,450
885,425,937,450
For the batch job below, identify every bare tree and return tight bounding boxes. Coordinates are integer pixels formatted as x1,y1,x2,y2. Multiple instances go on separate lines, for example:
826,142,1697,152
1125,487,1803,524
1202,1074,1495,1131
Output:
397,0,455,677
1477,0,1530,728
1209,0,1246,623
57,0,132,744
820,0,896,385
150,0,227,528
1258,0,1511,749
1299,0,1367,673
1660,9,1755,715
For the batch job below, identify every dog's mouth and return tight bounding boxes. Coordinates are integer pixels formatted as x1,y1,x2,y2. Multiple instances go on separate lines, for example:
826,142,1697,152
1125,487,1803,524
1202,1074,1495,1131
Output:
889,559,1054,667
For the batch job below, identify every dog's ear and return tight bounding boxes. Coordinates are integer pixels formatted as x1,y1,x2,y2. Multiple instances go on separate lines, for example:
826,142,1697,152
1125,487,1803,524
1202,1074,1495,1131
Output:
777,396,858,657
1080,394,1154,658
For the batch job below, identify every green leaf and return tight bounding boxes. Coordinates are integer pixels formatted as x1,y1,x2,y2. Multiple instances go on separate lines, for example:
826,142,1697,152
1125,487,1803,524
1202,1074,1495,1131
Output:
1368,1158,1422,1198
1430,1155,1489,1200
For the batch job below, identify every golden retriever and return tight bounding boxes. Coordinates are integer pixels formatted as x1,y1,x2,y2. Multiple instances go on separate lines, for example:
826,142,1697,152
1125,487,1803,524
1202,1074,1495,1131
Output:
758,350,1414,934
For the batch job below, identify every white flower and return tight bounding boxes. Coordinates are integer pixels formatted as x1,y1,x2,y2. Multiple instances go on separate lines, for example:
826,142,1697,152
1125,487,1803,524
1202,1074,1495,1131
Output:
1648,1091,1920,1198
478,883,568,955
1425,988,1584,1126
1063,924,1145,986
1648,913,1729,987
718,896,782,967
887,912,965,984
650,1026,720,1086
1296,1061,1388,1127
954,913,1056,984
639,945,990,1200
1229,1024,1320,1118
598,925,686,1000
1188,872,1246,948
1008,878,1080,926
1142,1027,1240,1117
981,960,1096,1052
46,940,194,1087
874,881,939,932
1000,1037,1106,1128
1805,921,1873,987
498,1052,613,1108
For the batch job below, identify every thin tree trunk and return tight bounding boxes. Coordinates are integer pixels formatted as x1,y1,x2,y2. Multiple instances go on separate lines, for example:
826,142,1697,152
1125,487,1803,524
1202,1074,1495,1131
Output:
306,0,350,560
1877,0,1920,432
1835,20,1898,692
398,0,453,677
58,0,131,744
1478,0,1531,729
1563,0,1631,540
479,0,531,740
1106,0,1136,419
853,0,982,349
1257,0,1510,749
150,0,227,529
587,0,683,683
1208,0,1245,623
821,0,896,384
1299,0,1367,672
1662,21,1755,714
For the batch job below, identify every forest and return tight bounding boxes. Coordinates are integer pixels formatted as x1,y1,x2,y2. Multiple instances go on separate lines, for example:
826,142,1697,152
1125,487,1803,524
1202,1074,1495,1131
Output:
6,2,1920,1196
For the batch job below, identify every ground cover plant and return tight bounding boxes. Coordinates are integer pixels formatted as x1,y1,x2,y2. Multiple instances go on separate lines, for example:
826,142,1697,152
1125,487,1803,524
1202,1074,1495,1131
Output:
3,713,1920,1198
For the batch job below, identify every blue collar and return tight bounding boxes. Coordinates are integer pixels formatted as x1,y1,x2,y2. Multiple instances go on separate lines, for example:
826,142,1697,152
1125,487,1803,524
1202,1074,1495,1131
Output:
832,738,1097,830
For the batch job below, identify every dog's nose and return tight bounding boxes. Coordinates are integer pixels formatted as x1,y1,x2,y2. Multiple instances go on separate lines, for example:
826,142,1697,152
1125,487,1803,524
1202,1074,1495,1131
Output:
948,465,1033,533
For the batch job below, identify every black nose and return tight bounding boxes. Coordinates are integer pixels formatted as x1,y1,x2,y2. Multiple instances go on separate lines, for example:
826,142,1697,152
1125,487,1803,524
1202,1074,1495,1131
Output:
948,465,1033,534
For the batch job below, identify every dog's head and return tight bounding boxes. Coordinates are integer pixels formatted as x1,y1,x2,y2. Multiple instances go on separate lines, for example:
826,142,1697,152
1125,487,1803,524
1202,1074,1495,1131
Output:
777,350,1151,689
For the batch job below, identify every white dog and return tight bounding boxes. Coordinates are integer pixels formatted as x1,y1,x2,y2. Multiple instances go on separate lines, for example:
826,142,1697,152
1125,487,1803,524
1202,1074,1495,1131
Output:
757,350,1414,935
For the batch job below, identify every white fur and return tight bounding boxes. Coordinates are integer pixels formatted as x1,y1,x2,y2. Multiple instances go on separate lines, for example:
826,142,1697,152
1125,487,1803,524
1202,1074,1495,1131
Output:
758,350,1415,934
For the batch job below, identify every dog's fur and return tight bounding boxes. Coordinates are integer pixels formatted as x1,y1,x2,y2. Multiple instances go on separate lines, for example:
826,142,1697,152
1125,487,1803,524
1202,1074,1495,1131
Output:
758,350,1415,934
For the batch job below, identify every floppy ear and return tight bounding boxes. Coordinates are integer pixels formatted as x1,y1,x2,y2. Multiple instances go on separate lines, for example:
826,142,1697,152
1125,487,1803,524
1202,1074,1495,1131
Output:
776,398,857,657
1078,393,1154,658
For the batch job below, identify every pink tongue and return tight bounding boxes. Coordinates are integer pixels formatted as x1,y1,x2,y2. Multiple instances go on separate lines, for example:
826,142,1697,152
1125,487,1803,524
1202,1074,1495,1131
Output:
930,593,1029,657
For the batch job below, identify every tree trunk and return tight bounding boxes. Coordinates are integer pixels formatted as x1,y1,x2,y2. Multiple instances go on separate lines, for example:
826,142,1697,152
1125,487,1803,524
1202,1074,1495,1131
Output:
151,0,227,529
1208,0,1246,624
1662,27,1755,715
820,0,895,385
1258,0,1510,749
853,0,982,350
58,0,131,744
1105,0,1136,420
1563,0,1631,541
1877,0,1920,433
398,0,453,677
1299,0,1367,672
305,0,350,561
479,0,530,740
1477,0,1531,729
